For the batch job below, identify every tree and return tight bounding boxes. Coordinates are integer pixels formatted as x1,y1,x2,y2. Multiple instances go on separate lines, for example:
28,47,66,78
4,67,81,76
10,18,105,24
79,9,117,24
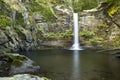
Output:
97,0,120,28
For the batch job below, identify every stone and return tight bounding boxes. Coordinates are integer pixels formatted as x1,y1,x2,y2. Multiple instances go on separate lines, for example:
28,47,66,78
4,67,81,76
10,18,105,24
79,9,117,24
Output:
0,53,40,76
0,74,50,80
114,52,120,58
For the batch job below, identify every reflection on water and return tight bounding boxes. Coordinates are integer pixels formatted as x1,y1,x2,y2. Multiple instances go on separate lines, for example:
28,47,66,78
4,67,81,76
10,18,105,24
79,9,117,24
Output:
73,51,80,80
20,49,120,80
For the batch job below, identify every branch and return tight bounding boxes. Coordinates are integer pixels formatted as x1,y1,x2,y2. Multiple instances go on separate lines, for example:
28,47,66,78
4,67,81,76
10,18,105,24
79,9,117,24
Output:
108,16,120,28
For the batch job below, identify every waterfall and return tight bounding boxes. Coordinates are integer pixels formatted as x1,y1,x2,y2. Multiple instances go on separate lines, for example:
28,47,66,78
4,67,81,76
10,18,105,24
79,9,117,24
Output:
70,13,82,50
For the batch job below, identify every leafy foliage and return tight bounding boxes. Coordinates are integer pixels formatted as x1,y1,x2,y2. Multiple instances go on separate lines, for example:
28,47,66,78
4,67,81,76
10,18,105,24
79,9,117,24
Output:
45,29,73,40
0,15,11,29
29,0,57,22
0,1,12,28
80,30,95,38
3,0,26,13
72,0,103,12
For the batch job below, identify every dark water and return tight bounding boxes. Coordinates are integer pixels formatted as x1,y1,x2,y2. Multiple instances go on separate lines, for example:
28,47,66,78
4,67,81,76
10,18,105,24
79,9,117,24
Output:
20,49,120,80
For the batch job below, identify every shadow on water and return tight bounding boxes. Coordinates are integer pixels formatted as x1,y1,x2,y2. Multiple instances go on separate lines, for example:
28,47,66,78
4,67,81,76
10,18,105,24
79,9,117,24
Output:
19,49,120,80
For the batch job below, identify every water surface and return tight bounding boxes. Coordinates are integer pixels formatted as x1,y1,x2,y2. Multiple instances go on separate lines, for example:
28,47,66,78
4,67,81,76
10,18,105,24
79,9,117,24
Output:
20,49,120,80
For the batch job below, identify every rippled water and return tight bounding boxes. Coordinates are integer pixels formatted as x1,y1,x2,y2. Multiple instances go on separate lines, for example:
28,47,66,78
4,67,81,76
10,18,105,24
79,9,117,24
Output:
20,49,120,80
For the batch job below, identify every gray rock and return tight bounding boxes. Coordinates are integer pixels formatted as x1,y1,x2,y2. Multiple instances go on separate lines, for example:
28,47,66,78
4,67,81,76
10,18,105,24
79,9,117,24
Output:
114,52,120,58
0,74,49,80
0,53,40,76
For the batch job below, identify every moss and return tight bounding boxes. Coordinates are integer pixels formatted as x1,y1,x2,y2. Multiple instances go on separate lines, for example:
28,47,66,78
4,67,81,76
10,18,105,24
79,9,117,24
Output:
89,37,104,43
84,36,105,47
4,54,27,67
45,29,73,40
42,77,51,80
110,34,120,47
12,60,23,67
80,30,95,39
15,27,29,41
0,15,11,29
30,1,56,22
108,5,119,17
95,22,111,39
16,12,24,26
45,32,57,40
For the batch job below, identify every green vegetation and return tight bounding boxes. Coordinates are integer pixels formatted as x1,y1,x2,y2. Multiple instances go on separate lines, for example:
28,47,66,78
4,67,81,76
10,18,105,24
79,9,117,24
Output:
86,37,104,46
73,0,98,12
30,0,57,22
80,30,95,38
45,29,73,40
79,30,106,47
4,54,27,67
0,0,119,49
110,34,120,47
0,15,11,29
0,1,11,29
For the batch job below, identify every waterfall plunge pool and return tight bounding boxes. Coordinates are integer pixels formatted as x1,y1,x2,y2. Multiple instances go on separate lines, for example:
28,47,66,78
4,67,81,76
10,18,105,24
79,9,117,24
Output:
20,49,120,80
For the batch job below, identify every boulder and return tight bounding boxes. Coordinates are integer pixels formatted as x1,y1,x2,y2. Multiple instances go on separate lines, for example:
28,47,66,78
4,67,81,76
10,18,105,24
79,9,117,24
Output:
0,53,40,76
0,74,49,80
114,52,120,58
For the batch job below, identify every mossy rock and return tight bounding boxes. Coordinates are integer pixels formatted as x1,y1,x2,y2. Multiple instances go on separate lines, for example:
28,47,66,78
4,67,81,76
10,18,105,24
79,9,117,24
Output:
0,53,27,67
0,53,40,76
0,74,50,80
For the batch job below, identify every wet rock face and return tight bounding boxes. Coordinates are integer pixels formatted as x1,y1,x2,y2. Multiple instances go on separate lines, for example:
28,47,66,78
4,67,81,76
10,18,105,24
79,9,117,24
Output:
0,3,73,51
0,24,42,52
0,74,49,80
0,53,40,76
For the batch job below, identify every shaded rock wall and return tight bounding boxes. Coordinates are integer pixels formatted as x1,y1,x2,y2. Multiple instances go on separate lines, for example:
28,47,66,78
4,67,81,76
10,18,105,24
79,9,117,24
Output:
0,3,73,52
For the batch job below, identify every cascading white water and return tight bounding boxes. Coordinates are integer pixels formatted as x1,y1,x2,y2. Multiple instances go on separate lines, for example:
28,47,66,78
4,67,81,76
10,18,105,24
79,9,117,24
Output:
70,13,82,50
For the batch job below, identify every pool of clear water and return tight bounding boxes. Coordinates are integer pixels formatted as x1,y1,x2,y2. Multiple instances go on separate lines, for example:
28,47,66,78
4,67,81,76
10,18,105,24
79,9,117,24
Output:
20,49,120,80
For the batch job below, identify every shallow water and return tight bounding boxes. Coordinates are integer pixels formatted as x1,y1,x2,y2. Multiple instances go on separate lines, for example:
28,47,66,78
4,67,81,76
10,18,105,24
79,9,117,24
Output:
20,49,120,80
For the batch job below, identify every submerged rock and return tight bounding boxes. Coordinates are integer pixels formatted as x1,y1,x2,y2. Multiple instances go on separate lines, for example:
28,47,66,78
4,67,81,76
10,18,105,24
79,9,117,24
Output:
0,74,49,80
0,53,40,76
114,52,120,58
